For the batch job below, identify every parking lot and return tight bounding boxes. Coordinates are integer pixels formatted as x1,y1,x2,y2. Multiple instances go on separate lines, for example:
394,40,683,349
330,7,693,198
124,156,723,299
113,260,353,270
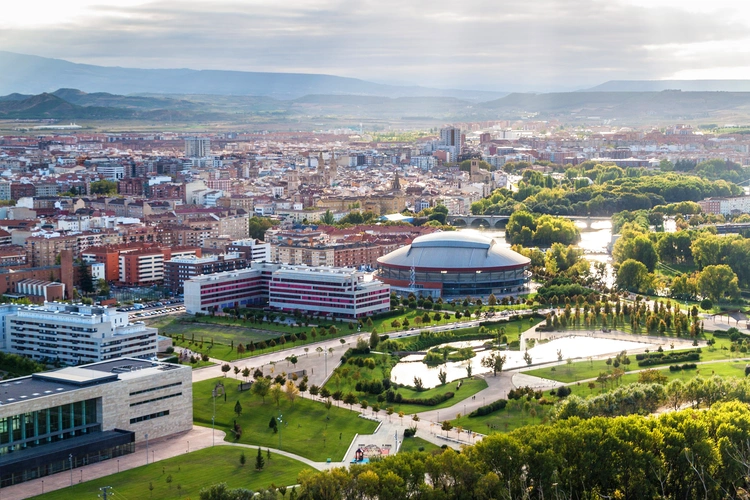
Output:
117,300,185,320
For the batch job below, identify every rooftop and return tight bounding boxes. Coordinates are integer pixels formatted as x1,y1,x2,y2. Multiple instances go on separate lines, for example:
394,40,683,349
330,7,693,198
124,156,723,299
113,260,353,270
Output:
0,358,182,407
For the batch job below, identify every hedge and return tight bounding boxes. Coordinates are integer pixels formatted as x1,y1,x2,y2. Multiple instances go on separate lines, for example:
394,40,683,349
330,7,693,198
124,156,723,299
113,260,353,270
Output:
390,391,455,407
469,399,508,417
638,352,700,367
668,363,698,372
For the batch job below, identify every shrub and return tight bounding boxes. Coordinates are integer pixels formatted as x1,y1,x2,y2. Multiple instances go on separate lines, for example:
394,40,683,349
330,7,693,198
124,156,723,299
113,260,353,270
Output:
469,399,508,417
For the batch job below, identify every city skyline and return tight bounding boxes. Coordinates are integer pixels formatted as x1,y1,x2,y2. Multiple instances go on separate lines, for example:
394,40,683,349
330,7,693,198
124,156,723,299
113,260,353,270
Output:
2,0,750,92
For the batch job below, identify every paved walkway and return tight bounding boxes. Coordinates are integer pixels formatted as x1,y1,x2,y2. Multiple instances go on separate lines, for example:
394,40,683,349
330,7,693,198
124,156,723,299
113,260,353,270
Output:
2,426,219,500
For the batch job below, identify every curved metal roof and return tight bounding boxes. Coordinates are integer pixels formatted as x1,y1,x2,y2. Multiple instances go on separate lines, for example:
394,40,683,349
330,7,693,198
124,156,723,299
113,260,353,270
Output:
378,231,530,270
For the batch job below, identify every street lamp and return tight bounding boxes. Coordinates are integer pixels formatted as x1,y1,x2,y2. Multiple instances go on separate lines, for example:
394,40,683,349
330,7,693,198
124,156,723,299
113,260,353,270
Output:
117,460,119,473
277,414,283,450
69,454,73,485
187,440,190,453
145,433,149,464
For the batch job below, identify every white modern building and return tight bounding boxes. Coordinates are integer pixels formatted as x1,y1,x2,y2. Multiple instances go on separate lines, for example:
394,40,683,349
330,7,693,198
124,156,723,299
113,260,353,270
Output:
269,265,390,319
184,262,390,319
227,238,272,262
1,303,158,365
0,358,192,487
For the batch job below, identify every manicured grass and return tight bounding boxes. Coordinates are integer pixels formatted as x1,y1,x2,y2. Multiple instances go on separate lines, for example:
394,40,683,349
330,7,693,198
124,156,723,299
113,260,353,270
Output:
153,315,355,362
525,357,636,383
28,446,312,500
398,436,442,454
324,353,488,415
194,377,378,462
389,378,488,416
447,398,555,435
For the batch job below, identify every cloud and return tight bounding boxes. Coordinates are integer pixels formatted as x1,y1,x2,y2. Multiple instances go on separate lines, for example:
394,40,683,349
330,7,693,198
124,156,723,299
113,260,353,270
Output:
0,0,748,89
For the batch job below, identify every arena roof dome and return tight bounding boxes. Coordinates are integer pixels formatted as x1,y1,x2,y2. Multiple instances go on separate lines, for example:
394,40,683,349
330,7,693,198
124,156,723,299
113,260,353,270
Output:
377,231,530,271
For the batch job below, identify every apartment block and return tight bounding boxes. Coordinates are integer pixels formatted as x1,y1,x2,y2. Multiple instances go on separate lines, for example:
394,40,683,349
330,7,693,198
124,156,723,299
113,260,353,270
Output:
164,252,249,294
1,302,158,365
184,262,390,319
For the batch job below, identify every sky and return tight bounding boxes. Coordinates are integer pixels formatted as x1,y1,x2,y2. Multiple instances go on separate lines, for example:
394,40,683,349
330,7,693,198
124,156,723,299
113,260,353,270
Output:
2,0,750,91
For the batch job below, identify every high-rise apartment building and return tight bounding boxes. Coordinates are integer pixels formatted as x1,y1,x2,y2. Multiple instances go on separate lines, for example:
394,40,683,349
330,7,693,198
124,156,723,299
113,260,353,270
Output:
439,126,462,158
184,137,211,158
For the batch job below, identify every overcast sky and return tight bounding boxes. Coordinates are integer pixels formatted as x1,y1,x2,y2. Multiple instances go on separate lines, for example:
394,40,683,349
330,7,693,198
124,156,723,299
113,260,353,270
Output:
2,0,750,91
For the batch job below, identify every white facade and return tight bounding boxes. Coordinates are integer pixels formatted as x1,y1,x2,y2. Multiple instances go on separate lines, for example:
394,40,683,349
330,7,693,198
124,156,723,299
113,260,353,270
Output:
96,164,125,181
229,238,272,261
184,262,390,318
91,262,106,281
269,265,390,319
2,303,158,365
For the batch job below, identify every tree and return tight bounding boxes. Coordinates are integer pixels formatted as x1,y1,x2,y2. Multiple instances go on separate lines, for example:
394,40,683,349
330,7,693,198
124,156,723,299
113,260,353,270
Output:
285,380,300,406
77,261,94,294
369,330,380,349
481,352,507,376
270,383,284,407
289,355,298,369
616,259,651,293
239,451,246,466
320,209,335,225
269,416,278,433
700,298,713,311
90,179,117,195
96,279,110,297
343,392,358,410
438,368,448,386
234,400,242,417
248,217,275,241
523,351,532,365
255,447,265,471
221,363,231,377
697,265,741,303
252,377,271,403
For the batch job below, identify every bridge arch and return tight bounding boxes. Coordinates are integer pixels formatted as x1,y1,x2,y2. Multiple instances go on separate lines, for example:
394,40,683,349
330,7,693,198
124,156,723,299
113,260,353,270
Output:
471,218,490,228
451,218,467,227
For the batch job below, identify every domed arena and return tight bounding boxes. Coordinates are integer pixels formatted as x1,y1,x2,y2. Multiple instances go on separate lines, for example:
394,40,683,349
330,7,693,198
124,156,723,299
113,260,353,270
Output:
377,231,531,299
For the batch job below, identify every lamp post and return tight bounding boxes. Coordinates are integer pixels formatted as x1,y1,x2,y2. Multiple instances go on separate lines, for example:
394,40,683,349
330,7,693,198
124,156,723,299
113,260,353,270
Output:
277,414,283,450
211,383,224,447
42,480,44,494
187,440,190,453
117,460,119,473
69,454,73,485
145,433,149,464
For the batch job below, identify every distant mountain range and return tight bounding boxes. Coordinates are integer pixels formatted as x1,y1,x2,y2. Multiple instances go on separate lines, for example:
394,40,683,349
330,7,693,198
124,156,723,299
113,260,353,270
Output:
585,80,750,92
0,51,507,101
3,88,750,125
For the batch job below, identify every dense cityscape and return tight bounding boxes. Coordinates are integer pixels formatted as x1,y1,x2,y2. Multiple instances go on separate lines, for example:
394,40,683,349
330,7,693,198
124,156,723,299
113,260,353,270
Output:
3,1,750,499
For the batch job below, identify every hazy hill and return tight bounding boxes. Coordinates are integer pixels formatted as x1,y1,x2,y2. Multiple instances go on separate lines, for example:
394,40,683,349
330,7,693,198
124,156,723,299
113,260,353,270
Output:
482,90,750,121
0,51,507,101
586,80,750,92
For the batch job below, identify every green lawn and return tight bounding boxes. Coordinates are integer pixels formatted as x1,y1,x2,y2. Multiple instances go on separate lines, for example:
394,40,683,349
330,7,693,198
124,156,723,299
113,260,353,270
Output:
28,446,311,500
194,377,378,462
323,353,488,416
153,315,357,362
398,436,442,454
389,378,488,416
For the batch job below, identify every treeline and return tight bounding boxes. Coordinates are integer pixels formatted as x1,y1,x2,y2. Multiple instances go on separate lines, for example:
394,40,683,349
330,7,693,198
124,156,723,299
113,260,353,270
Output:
470,161,741,217
505,211,580,246
0,351,45,379
296,401,750,499
613,220,750,297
